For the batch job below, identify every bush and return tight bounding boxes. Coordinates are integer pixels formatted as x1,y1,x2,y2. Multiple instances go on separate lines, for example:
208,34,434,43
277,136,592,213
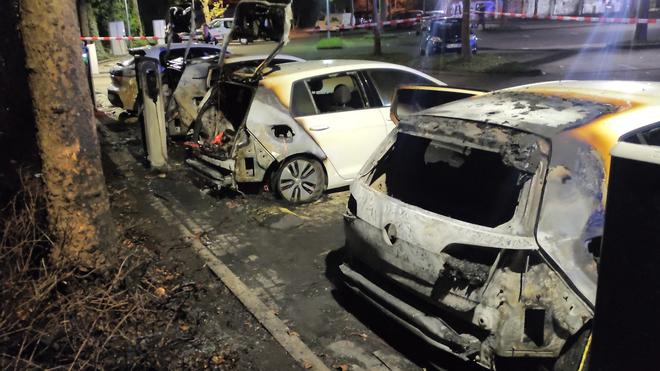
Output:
316,37,344,49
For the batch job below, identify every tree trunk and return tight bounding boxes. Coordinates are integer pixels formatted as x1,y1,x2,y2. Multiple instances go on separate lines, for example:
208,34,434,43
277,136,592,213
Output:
19,0,118,269
500,0,508,26
634,0,650,43
461,0,471,61
131,0,144,35
372,0,382,55
77,0,91,37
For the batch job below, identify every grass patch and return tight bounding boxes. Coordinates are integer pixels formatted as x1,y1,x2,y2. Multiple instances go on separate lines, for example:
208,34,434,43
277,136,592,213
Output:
344,52,540,75
316,37,344,49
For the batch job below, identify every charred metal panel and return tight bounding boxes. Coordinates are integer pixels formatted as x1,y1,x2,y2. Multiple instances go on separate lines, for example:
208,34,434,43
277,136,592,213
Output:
537,133,604,306
171,58,216,131
422,91,616,138
245,86,326,162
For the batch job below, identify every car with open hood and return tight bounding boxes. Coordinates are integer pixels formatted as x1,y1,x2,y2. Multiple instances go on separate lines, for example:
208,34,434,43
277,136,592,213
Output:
339,81,660,369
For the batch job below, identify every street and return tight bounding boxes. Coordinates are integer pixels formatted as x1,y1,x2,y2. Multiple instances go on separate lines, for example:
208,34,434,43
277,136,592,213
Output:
89,19,660,370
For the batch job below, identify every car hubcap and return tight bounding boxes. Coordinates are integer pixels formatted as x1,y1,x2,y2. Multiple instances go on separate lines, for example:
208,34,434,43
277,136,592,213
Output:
279,160,320,202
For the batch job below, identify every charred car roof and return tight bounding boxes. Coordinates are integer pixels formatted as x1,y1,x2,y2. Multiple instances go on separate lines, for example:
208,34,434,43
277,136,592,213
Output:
417,80,660,139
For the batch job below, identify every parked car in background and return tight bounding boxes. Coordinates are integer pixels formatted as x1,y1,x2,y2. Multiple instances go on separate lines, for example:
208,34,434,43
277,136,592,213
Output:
340,80,660,369
389,9,424,34
188,60,445,203
208,17,234,42
420,18,477,55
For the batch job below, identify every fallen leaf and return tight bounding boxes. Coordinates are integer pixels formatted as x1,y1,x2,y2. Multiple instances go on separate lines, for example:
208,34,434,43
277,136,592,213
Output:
154,287,166,297
180,324,190,332
288,330,300,337
303,361,313,369
211,354,225,365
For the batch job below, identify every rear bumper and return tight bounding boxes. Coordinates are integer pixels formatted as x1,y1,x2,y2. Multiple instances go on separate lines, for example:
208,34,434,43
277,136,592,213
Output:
339,262,483,363
341,216,484,365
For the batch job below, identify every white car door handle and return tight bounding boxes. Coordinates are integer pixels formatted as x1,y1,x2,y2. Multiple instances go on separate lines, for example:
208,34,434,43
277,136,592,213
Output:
309,125,329,131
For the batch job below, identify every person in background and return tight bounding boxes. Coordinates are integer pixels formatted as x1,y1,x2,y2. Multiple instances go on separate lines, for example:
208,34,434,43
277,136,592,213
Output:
476,3,487,30
202,23,213,43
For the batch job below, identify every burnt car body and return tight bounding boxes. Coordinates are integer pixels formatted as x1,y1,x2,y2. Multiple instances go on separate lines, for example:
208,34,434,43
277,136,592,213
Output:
186,0,447,203
340,81,660,368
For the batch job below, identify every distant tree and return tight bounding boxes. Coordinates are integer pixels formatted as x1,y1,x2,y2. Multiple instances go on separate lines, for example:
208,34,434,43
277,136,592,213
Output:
20,0,118,269
634,0,650,43
461,0,471,61
372,0,382,54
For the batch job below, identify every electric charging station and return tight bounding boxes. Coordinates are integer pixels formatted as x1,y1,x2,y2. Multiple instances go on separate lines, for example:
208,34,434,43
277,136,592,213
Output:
135,55,168,169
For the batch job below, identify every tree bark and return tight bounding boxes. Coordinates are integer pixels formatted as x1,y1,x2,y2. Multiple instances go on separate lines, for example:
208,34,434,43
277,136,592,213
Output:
634,0,650,43
372,0,382,55
461,0,471,61
19,0,118,269
77,0,91,37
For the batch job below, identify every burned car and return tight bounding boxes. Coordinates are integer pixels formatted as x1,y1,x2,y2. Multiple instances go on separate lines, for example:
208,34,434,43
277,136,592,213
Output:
340,81,660,368
187,59,445,203
181,0,447,204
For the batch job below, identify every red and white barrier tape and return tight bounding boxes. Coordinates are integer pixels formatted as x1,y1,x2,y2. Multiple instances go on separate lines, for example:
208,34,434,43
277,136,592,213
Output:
301,11,658,33
481,11,658,24
80,36,162,41
81,11,658,40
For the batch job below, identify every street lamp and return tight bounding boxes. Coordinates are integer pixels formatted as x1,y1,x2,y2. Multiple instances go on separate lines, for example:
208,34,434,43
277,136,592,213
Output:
326,0,331,38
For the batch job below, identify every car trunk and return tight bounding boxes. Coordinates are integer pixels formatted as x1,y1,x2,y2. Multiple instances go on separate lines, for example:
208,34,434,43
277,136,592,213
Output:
348,119,547,315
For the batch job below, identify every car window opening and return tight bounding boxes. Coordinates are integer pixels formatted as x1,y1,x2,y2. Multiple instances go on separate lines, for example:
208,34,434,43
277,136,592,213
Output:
370,133,526,228
215,82,254,130
307,75,365,113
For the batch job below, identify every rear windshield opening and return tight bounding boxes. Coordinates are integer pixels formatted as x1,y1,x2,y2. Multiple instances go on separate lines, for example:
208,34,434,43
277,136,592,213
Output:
370,133,525,228
217,82,254,130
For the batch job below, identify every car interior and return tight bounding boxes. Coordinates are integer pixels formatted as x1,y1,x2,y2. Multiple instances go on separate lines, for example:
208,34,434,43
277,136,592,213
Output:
307,75,365,113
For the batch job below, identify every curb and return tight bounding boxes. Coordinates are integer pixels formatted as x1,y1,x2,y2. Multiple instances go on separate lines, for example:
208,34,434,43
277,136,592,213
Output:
99,124,331,371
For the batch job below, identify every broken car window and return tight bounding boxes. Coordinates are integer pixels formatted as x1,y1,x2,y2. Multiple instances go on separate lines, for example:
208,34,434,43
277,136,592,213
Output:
291,80,317,117
370,132,529,228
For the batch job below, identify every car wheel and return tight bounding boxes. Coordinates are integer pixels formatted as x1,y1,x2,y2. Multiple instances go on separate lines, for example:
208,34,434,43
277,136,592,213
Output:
273,156,326,204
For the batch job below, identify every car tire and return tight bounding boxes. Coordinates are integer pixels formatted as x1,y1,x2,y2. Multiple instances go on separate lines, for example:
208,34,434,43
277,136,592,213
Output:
273,156,326,204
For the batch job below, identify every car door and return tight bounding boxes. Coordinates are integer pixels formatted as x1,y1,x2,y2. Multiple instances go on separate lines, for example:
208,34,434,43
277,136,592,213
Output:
362,68,442,131
293,72,388,181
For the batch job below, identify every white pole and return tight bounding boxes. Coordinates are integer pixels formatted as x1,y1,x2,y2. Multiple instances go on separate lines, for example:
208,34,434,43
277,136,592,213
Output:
123,0,132,36
326,0,331,38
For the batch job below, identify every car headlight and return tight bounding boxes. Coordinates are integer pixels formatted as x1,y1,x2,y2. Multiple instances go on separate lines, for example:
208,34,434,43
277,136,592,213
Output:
430,36,443,43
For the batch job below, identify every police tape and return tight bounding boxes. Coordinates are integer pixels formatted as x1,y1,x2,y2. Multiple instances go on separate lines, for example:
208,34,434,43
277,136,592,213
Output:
80,36,162,41
301,11,658,33
80,12,658,41
479,11,658,24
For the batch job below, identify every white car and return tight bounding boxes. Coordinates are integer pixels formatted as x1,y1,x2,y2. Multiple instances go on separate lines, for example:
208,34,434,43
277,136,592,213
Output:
188,59,446,203
208,17,233,42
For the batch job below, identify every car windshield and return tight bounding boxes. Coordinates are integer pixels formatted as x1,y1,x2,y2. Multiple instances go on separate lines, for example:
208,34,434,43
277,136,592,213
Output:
431,21,461,38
